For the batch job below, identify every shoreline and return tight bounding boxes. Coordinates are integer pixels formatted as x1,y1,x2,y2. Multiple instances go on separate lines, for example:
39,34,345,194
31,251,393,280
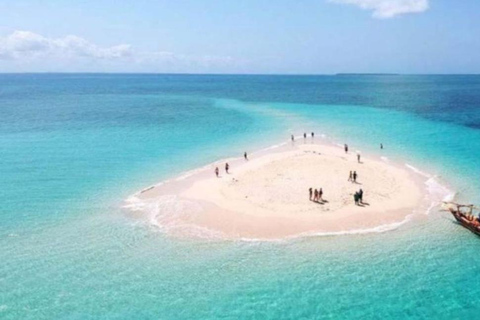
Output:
126,135,454,240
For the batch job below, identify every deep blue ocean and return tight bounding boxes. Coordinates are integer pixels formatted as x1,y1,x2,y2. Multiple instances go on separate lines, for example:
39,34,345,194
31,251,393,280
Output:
1,74,480,319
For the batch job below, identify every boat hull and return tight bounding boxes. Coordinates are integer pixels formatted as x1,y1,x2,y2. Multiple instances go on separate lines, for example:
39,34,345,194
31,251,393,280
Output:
450,211,480,237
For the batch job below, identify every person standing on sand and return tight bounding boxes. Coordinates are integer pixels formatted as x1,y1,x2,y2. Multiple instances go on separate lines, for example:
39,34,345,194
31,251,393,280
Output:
318,188,323,201
311,132,314,138
358,189,363,203
348,171,353,182
309,188,313,201
314,189,319,202
225,163,229,174
354,192,359,205
215,167,219,178
291,135,294,142
304,133,307,140
353,171,357,183
357,153,361,163
244,152,248,160
344,144,348,153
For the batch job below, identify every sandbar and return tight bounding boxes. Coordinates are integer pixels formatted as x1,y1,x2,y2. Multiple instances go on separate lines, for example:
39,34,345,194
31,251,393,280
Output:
132,142,425,239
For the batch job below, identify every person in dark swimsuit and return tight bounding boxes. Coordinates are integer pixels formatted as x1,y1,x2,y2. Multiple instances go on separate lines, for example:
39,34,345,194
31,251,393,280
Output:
225,163,229,174
244,152,248,160
215,167,219,177
353,171,357,183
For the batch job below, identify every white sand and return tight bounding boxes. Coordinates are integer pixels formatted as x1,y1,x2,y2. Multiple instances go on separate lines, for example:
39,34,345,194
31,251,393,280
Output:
135,142,425,239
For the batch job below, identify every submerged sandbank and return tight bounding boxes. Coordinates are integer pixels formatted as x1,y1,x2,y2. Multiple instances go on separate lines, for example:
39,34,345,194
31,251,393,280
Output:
128,138,436,240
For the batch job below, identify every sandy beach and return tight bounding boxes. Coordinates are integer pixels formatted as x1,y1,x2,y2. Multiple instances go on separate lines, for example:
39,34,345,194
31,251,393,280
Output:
132,140,426,239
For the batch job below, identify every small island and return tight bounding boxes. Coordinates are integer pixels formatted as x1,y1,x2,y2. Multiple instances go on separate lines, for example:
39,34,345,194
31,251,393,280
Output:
132,141,425,240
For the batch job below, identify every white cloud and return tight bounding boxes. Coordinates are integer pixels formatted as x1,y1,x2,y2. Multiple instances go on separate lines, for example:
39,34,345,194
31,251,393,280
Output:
0,31,132,60
329,0,429,18
0,30,239,72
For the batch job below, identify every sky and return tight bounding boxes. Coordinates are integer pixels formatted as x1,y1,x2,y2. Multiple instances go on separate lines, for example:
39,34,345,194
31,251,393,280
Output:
0,0,479,74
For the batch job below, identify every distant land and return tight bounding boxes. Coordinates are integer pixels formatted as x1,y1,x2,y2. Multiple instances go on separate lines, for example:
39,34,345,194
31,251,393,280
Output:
335,73,400,76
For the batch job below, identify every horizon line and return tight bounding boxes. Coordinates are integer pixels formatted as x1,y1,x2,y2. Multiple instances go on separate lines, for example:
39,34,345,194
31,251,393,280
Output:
0,72,479,76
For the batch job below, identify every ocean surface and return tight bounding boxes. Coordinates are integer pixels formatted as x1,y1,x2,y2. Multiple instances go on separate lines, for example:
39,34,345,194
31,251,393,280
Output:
1,74,480,319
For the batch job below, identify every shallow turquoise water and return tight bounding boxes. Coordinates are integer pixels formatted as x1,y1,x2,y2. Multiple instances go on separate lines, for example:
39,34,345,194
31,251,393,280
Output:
1,74,480,319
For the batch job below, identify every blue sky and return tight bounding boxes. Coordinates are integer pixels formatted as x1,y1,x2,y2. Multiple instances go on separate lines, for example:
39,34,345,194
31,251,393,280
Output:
0,0,479,74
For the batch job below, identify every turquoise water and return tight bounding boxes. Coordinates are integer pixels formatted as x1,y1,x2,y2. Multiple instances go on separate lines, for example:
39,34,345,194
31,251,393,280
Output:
1,74,480,319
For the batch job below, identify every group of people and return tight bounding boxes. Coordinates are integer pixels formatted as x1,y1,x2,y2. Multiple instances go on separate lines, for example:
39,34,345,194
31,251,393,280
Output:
214,136,382,208
298,135,385,207
348,171,358,183
354,189,364,205
309,187,324,202
291,132,315,141
215,162,230,177
348,171,364,205
214,151,249,177
308,174,364,206
302,136,386,207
